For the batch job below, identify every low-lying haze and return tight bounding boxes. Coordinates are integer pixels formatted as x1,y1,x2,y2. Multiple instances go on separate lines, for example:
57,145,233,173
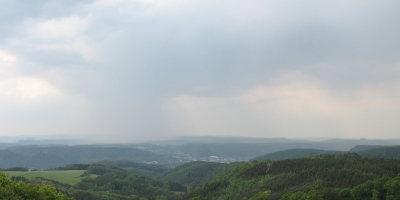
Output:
1,0,400,142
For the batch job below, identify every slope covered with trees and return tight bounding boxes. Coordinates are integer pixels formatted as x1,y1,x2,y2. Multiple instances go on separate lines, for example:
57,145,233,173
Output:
179,154,400,200
9,164,187,200
63,164,186,200
95,160,169,178
161,161,243,186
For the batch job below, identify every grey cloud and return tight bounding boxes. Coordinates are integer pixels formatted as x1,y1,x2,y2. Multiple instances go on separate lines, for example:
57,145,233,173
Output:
1,0,400,141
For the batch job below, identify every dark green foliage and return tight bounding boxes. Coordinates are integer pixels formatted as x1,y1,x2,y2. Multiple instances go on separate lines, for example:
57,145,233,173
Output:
0,167,28,171
281,191,307,200
384,174,400,200
249,190,271,200
252,149,344,161
281,174,400,200
351,180,374,200
372,176,389,200
189,196,207,200
11,175,29,183
338,188,352,200
279,163,400,200
53,164,91,170
69,190,96,200
237,160,270,178
162,161,242,186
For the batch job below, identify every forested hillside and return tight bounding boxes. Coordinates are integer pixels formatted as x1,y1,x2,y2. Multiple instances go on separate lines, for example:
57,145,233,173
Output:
94,160,169,178
162,161,243,186
179,154,400,200
8,164,186,200
64,164,186,199
0,149,65,169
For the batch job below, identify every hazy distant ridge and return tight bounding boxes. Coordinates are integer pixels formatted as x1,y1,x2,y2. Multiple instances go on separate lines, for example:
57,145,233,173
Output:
1,146,176,169
252,149,344,161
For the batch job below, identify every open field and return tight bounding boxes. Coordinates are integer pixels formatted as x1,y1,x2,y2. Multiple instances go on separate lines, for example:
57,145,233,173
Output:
2,170,86,185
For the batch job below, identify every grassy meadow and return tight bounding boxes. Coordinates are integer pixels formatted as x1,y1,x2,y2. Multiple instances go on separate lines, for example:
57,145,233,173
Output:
2,170,86,185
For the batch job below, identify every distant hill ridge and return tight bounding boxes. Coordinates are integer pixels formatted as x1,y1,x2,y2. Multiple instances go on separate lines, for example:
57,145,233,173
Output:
3,140,400,169
252,148,344,161
252,145,400,161
349,145,386,152
1,146,176,169
356,145,400,159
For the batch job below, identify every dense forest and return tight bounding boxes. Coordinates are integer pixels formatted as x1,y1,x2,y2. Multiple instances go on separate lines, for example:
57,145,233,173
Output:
179,154,400,200
162,161,243,186
93,160,170,178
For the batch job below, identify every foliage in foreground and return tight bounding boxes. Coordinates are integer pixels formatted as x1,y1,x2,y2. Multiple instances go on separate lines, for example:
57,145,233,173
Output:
281,175,400,200
0,172,72,200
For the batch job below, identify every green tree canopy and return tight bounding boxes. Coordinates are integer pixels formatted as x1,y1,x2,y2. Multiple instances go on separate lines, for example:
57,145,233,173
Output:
0,172,72,200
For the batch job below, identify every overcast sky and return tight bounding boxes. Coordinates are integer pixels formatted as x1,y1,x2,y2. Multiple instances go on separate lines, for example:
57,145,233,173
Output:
1,0,400,142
